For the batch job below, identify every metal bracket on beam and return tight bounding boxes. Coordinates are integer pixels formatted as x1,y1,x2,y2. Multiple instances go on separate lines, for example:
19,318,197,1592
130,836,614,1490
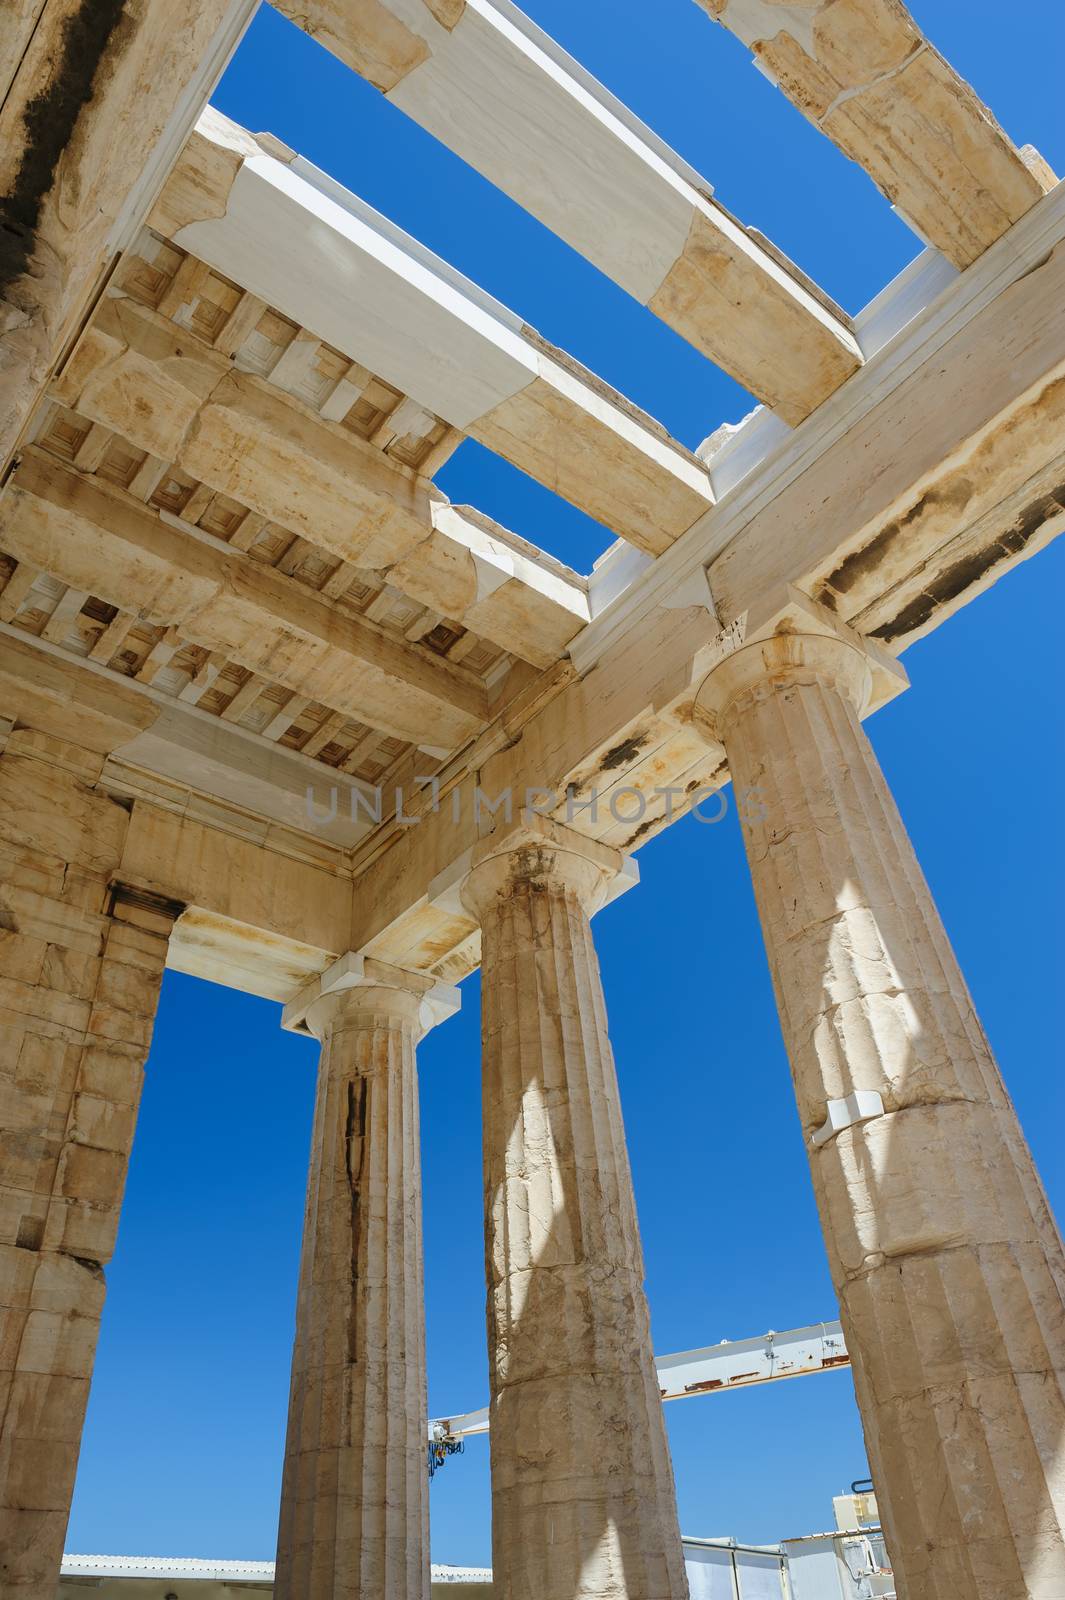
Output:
811,1091,886,1148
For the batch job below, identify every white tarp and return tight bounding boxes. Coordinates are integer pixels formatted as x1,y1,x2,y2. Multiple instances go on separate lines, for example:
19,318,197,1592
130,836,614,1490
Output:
783,1537,847,1600
736,1550,789,1599
683,1544,788,1600
684,1545,743,1600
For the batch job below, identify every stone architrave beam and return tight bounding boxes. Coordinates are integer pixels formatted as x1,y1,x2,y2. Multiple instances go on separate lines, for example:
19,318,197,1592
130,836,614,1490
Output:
52,294,590,668
706,210,1065,643
0,451,490,750
695,0,1056,268
269,0,862,423
0,0,257,470
151,111,716,556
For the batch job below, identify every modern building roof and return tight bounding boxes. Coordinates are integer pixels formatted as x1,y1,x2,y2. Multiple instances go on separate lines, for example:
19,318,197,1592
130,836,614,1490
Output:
61,1555,493,1584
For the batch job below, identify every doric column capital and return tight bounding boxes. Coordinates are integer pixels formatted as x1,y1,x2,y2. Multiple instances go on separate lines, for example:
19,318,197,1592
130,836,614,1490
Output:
282,950,460,1043
694,629,873,740
457,811,638,922
692,589,908,743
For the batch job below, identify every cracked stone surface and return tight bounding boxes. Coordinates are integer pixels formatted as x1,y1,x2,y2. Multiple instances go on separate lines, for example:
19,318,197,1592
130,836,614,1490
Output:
274,979,432,1600
0,729,177,1597
463,833,688,1600
0,0,239,468
696,0,1050,268
696,632,1065,1600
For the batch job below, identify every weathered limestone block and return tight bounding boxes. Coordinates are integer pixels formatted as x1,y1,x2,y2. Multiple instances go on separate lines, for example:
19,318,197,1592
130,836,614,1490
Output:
0,0,246,469
466,372,714,557
0,452,488,750
275,962,453,1600
51,294,431,568
52,302,226,462
695,632,1065,1599
698,0,1053,267
49,294,588,667
0,727,179,1596
377,503,589,671
144,110,261,241
648,201,859,424
462,818,688,1600
273,0,442,94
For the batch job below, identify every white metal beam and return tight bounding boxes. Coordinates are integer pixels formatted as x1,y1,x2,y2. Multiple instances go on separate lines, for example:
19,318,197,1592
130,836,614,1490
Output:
429,1320,850,1441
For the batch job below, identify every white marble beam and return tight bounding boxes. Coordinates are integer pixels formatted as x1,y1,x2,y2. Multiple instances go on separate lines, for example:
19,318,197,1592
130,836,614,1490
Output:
271,0,862,422
152,111,716,556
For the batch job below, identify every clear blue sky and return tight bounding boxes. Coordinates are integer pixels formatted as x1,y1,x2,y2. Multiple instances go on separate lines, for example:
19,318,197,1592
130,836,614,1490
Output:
67,0,1065,1566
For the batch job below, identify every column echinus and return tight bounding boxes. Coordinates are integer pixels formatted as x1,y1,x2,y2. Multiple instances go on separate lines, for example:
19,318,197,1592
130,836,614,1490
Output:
0,727,181,1596
460,814,688,1600
275,956,460,1600
693,623,1065,1599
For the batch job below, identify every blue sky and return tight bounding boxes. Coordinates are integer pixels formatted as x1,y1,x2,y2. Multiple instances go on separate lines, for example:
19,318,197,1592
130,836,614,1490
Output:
67,0,1065,1567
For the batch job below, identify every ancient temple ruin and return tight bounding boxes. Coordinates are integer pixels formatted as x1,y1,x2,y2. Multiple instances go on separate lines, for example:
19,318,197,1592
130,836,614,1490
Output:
2,1,1063,1596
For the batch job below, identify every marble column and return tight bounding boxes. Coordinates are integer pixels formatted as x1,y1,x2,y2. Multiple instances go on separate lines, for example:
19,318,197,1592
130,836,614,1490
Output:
0,727,180,1595
275,959,457,1600
695,630,1065,1599
462,818,688,1600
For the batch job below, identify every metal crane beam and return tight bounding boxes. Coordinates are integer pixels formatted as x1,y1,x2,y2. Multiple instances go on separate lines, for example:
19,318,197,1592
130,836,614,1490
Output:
429,1320,850,1443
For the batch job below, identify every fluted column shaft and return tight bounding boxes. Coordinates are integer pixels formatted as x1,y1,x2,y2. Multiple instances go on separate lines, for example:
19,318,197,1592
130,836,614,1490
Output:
464,831,688,1600
696,632,1065,1599
274,978,431,1600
